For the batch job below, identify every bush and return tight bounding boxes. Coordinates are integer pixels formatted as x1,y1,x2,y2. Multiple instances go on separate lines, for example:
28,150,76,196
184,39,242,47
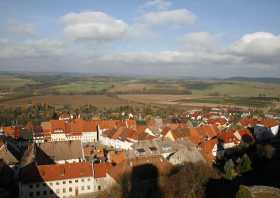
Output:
239,154,252,174
224,159,237,180
236,185,252,198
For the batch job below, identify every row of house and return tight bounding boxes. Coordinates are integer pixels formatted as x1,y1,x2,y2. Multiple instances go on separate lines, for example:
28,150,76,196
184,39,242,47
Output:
19,162,114,198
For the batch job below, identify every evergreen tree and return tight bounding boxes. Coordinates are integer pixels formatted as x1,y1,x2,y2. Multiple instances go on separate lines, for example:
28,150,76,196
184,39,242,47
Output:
240,154,252,174
224,159,237,180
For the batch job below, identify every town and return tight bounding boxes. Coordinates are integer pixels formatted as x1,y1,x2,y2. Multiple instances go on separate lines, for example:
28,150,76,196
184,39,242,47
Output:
0,106,279,197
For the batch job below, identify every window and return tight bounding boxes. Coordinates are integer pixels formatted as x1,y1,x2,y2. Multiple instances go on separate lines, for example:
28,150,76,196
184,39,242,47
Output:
36,191,40,196
136,148,145,153
81,179,84,182
87,185,90,190
43,191,47,195
75,179,78,183
56,182,60,185
81,186,84,190
36,184,40,188
69,180,72,184
63,181,66,184
29,184,33,189
49,182,53,186
87,178,90,181
29,192,33,197
98,186,101,191
69,187,72,192
56,189,60,194
49,190,54,194
63,188,66,193
149,146,157,152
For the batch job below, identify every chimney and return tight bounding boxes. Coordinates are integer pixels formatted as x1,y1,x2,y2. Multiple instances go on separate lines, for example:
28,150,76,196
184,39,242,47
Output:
96,125,100,142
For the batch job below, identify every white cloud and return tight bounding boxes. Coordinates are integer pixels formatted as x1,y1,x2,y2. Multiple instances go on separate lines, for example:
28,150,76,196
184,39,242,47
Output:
140,0,172,11
0,39,65,59
98,50,239,66
231,32,280,57
180,32,220,51
138,9,196,26
7,23,36,37
230,32,280,64
60,11,128,41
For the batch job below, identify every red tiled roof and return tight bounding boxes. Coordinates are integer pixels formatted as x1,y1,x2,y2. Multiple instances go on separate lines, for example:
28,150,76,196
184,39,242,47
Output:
188,125,219,145
239,118,258,127
218,131,237,144
169,127,190,140
259,119,279,128
108,156,172,183
93,163,112,178
108,151,126,164
2,126,20,138
161,127,171,136
20,162,94,183
200,138,218,164
208,118,227,126
50,120,66,132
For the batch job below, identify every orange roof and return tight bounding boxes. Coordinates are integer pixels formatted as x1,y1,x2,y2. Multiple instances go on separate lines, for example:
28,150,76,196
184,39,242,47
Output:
93,163,112,178
21,162,93,183
259,119,279,128
188,125,219,145
108,156,172,183
200,138,218,164
2,126,20,138
189,128,203,144
239,118,258,127
50,120,66,132
108,151,126,164
218,131,237,144
238,128,252,137
208,118,227,126
168,127,190,140
41,122,52,134
161,127,171,136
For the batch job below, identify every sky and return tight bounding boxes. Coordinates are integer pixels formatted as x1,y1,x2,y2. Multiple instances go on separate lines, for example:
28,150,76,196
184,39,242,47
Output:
0,0,280,77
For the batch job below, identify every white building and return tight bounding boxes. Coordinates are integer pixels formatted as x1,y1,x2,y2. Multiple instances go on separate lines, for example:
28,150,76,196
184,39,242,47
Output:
19,162,115,198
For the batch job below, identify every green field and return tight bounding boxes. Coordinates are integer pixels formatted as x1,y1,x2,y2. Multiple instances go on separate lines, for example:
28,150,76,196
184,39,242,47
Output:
0,75,37,90
175,96,278,107
1,73,280,109
50,81,113,94
191,82,280,97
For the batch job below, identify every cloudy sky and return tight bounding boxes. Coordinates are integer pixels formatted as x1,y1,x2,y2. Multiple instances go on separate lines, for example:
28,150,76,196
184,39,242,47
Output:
0,0,279,77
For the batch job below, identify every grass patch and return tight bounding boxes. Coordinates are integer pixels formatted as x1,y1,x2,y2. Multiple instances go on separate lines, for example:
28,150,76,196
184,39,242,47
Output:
175,97,276,107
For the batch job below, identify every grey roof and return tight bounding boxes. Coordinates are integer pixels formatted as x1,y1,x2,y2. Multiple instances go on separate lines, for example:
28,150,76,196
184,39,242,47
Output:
36,140,83,164
128,138,205,164
0,145,19,165
0,138,23,165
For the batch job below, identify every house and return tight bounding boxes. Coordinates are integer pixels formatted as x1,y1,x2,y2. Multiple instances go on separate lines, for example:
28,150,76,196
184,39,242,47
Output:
108,156,172,184
189,125,219,145
199,138,219,164
34,141,84,165
238,118,258,128
167,139,205,165
19,162,115,198
1,126,20,139
100,126,156,150
253,119,279,141
128,139,176,159
162,126,190,141
107,151,126,165
0,137,23,166
207,118,228,129
36,119,137,144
